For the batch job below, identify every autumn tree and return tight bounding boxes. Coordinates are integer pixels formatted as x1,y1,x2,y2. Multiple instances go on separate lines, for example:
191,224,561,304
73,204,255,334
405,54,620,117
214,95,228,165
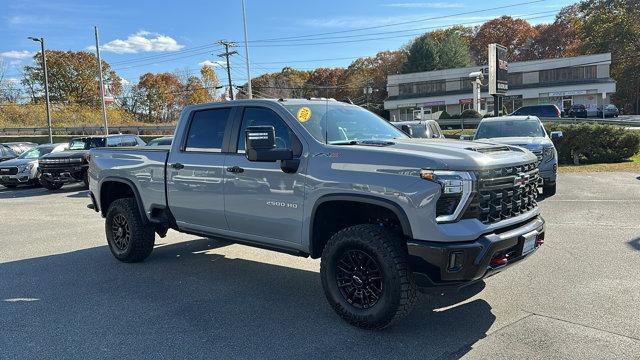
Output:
342,50,407,110
247,67,311,99
200,65,221,100
304,67,345,98
469,16,537,64
22,50,120,105
528,6,581,59
182,76,211,105
571,0,640,113
135,72,182,121
402,27,471,73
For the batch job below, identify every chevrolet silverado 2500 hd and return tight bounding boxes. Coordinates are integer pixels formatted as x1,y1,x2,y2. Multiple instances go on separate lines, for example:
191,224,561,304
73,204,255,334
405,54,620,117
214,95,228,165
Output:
89,99,545,329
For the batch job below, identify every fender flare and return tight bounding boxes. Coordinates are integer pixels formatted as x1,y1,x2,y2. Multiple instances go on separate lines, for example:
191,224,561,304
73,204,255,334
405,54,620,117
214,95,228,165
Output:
309,193,414,244
98,176,147,222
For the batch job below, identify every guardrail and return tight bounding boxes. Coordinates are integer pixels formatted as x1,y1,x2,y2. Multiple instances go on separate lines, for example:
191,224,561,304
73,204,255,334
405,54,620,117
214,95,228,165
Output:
0,125,175,136
437,117,640,129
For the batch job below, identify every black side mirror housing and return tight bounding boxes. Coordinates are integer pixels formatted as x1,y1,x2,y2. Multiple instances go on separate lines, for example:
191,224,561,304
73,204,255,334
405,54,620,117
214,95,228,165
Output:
245,125,293,162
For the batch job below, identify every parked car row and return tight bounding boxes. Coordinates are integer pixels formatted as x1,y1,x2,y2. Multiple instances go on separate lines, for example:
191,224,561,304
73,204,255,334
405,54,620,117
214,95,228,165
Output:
0,134,174,190
509,104,620,119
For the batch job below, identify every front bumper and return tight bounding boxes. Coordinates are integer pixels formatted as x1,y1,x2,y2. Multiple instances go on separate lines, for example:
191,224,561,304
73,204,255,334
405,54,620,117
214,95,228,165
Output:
407,216,544,288
40,165,86,183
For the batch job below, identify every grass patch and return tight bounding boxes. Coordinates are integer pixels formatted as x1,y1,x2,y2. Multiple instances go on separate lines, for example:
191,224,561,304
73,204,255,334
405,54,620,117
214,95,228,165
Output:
559,152,640,173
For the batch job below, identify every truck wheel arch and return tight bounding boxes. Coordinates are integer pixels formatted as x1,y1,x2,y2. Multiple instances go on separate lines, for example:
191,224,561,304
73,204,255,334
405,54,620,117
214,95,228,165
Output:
99,177,147,223
309,194,413,259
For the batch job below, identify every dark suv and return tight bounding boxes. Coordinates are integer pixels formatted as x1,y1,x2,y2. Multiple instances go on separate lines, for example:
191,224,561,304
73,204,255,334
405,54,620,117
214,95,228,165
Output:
568,104,588,118
511,105,561,118
39,134,145,190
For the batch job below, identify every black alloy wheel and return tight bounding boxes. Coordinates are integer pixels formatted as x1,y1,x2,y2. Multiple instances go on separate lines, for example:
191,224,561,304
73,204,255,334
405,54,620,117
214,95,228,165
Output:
111,213,131,252
335,249,384,309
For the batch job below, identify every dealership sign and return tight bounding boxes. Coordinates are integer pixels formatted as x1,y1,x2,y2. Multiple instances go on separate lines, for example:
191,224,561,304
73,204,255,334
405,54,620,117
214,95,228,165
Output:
488,43,508,95
549,90,588,97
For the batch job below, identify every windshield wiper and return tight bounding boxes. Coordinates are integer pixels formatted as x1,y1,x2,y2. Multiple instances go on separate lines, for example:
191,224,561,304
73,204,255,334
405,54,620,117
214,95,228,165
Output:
330,140,395,146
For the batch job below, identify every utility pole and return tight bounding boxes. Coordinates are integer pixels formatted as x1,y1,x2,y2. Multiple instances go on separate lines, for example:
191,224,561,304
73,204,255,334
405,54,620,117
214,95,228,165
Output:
217,41,238,100
28,37,52,143
94,26,108,135
241,0,252,98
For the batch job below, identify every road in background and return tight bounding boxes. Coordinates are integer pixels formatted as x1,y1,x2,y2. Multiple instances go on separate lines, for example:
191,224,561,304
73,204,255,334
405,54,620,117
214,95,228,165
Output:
1,174,639,359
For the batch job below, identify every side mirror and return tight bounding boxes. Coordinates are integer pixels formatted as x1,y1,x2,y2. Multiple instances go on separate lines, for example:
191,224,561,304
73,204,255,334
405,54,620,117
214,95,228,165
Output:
550,131,563,140
459,135,473,141
245,125,293,162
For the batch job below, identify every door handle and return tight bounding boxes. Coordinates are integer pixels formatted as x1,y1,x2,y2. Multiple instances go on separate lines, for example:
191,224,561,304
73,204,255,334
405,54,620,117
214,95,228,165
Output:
226,166,244,173
171,163,184,170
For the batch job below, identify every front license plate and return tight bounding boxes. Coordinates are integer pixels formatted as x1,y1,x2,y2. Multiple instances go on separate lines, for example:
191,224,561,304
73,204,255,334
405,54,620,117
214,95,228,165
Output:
522,231,537,255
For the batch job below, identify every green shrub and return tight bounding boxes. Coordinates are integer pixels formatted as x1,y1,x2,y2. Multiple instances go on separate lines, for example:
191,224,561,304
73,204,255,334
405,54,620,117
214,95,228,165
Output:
439,110,451,119
460,109,482,118
544,123,640,164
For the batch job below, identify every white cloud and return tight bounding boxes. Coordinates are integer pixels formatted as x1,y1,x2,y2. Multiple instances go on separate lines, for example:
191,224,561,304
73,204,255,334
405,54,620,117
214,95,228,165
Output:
100,30,184,54
119,77,131,86
1,50,36,59
383,2,464,8
198,60,225,68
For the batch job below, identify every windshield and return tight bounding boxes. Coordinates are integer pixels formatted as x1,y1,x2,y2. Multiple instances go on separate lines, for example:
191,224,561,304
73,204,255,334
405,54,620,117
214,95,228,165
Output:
69,138,105,150
282,102,407,144
475,119,546,139
18,147,53,159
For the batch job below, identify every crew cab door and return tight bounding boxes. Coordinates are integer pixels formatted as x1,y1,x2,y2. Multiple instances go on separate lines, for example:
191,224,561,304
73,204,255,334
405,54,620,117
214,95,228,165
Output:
223,106,306,245
166,107,235,232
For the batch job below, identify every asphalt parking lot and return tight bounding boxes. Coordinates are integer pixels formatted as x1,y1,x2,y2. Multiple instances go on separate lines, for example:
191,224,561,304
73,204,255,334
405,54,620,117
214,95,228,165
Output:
1,173,639,359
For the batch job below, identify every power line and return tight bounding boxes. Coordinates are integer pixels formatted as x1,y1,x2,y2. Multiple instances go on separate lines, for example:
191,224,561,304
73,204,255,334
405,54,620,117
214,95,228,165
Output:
237,0,550,43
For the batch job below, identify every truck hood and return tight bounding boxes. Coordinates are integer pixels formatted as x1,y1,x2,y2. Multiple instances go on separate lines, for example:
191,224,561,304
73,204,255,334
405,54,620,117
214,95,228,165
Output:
342,138,537,171
41,150,88,159
476,136,553,150
0,158,36,166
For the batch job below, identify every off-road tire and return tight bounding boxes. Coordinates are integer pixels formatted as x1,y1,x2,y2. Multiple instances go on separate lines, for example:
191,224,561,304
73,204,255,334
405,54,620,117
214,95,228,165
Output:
40,178,63,190
543,183,556,197
320,224,418,330
105,198,155,263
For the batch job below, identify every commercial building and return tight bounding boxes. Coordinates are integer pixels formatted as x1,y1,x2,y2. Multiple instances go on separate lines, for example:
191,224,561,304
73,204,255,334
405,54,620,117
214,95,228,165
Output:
384,53,616,121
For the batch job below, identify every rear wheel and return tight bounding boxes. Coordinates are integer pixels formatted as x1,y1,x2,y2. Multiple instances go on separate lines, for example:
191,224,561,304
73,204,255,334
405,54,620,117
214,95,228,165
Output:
543,183,556,197
320,224,417,330
40,178,63,190
105,198,155,262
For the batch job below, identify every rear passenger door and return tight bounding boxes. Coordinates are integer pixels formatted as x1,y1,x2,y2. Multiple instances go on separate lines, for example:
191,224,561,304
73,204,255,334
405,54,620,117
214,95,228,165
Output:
166,107,235,233
223,106,306,245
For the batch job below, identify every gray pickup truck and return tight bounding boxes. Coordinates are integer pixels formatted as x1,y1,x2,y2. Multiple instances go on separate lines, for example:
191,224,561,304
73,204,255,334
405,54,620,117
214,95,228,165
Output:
89,99,545,329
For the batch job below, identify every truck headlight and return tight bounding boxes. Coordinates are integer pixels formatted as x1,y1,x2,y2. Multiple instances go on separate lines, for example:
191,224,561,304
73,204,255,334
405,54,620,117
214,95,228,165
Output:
420,170,474,223
543,146,555,162
18,163,34,173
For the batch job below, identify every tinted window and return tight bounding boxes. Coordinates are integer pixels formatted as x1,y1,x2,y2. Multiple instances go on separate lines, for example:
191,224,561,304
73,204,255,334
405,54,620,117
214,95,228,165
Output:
69,138,106,150
237,107,296,153
107,137,121,147
475,119,546,139
185,108,231,151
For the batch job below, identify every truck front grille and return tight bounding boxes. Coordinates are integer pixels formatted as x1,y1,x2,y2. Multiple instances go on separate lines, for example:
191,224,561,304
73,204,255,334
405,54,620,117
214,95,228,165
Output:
463,162,539,224
0,166,18,175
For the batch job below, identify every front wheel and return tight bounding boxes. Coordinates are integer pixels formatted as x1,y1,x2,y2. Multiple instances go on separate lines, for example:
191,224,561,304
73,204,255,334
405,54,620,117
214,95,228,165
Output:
105,198,155,262
320,224,417,330
40,178,63,190
543,183,557,197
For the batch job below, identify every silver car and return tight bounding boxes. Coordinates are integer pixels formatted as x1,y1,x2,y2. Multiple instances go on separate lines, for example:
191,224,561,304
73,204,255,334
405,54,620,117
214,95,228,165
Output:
472,116,562,196
0,143,68,188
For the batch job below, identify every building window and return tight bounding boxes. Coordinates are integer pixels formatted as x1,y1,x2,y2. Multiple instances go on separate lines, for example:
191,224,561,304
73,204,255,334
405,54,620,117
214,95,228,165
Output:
398,80,445,96
460,78,473,91
399,83,413,96
539,65,598,84
508,73,523,86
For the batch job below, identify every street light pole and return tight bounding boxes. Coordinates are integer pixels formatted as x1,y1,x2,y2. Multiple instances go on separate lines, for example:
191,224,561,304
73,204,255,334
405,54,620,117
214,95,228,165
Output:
94,26,109,135
29,37,52,143
241,0,252,99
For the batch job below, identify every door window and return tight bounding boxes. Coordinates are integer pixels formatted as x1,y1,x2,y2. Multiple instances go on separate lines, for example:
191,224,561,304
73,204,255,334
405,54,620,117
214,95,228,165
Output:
106,137,121,147
185,108,231,152
237,107,299,155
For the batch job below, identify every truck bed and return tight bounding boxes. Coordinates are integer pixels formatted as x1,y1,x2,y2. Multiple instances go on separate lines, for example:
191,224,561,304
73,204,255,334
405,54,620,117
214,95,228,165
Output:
89,147,169,218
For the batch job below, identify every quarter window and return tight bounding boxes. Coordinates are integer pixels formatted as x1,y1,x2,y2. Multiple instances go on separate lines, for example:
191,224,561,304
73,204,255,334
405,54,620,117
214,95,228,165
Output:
185,108,231,152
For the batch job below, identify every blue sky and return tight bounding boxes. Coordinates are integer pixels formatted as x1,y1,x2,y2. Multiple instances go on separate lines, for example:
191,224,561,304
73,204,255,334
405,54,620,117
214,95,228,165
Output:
0,0,575,86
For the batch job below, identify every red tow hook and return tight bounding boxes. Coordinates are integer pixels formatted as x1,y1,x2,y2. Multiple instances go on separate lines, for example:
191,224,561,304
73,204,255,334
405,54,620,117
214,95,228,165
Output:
535,238,544,246
490,256,508,266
